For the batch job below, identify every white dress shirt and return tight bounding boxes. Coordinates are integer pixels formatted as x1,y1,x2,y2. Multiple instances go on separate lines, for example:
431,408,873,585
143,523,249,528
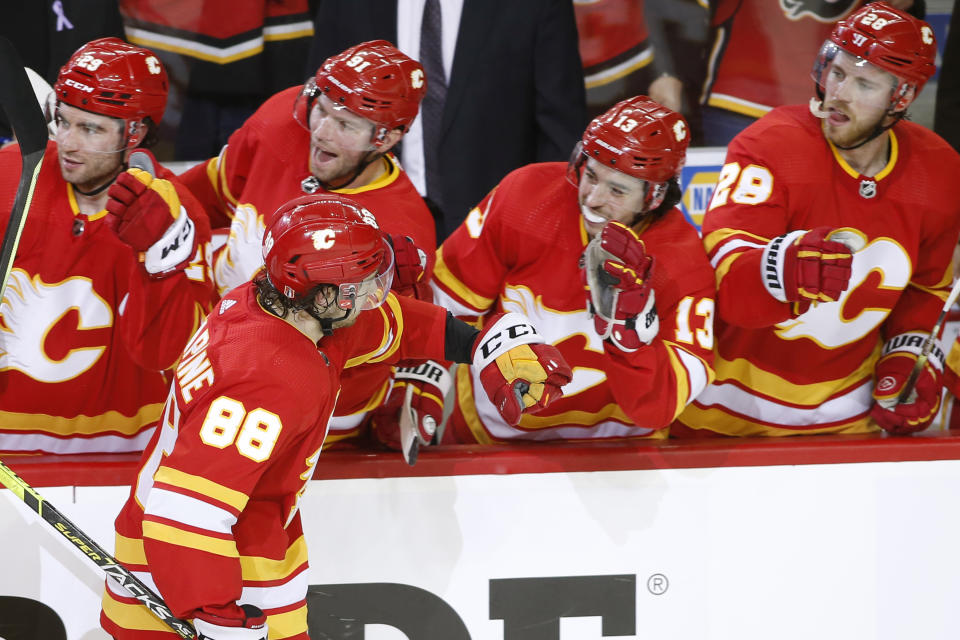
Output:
396,0,464,196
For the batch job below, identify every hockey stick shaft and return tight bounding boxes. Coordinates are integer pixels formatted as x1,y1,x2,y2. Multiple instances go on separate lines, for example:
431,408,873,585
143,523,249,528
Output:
0,458,197,638
897,276,960,404
0,37,48,303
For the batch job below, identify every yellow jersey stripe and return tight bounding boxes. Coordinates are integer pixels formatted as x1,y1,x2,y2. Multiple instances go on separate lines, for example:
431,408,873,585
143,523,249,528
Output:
433,248,495,313
154,466,248,512
142,521,240,558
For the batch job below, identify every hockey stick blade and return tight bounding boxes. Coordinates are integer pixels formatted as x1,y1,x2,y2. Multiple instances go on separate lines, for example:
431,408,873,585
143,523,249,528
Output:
896,276,960,405
0,37,48,303
0,458,197,638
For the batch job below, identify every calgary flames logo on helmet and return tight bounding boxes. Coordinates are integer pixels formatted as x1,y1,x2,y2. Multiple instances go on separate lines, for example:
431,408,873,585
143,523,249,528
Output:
780,0,859,22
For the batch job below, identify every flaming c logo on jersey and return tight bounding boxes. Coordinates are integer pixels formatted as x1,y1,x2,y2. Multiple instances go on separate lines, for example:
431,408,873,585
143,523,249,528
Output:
780,0,858,22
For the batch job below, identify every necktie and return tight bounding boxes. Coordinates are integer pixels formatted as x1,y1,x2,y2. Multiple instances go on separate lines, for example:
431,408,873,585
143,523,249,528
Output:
420,0,446,210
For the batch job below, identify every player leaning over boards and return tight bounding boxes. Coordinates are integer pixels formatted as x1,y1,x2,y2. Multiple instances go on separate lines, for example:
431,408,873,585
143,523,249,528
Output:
0,38,214,454
179,39,437,447
676,2,960,437
100,194,571,639
384,97,715,448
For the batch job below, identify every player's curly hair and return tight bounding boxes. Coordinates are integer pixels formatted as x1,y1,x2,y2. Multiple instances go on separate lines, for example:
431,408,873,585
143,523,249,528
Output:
253,270,337,320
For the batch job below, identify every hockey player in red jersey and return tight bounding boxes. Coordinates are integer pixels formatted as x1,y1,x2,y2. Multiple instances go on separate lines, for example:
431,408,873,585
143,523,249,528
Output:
0,38,214,454
179,39,436,446
100,194,571,639
385,96,715,447
701,0,925,146
677,3,960,436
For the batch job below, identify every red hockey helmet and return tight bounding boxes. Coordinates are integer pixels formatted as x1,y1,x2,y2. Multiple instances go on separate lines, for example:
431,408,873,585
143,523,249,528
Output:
311,40,426,132
263,195,394,309
576,96,690,184
815,2,936,106
54,38,168,125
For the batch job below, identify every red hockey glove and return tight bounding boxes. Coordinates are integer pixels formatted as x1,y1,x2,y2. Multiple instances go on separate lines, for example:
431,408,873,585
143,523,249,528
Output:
871,332,945,435
386,233,428,298
762,227,853,306
106,167,197,276
583,221,658,352
472,312,572,425
369,359,452,465
195,604,267,640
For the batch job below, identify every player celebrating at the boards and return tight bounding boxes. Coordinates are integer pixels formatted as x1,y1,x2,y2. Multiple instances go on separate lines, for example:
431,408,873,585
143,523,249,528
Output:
387,96,715,447
100,194,571,639
179,39,439,446
0,38,214,454
677,2,960,436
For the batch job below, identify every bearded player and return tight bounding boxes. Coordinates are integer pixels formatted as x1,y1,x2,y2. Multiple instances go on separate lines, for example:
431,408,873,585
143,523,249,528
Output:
677,3,960,436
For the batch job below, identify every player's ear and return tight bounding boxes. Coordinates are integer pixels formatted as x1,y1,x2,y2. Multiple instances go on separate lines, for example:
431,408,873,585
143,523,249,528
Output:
892,85,916,113
375,127,404,153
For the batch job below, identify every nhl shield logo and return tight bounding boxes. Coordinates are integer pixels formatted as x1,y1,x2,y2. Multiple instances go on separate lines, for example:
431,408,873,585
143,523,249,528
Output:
859,179,877,199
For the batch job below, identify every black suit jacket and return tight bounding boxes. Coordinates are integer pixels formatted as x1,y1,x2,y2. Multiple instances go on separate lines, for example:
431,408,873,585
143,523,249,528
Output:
308,0,587,239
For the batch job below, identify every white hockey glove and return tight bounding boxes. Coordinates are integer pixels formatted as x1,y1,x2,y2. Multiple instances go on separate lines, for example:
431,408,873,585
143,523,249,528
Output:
195,604,267,640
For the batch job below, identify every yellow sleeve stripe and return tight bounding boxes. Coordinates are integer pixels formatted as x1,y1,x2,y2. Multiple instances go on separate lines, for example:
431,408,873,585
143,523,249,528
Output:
345,294,404,367
702,227,769,254
213,152,239,210
433,247,495,313
154,466,248,512
102,588,172,632
239,535,309,581
714,252,742,287
114,532,147,566
142,520,240,558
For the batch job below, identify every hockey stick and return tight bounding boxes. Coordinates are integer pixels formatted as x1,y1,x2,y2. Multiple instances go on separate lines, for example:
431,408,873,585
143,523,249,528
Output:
0,458,197,638
897,276,960,404
0,37,48,303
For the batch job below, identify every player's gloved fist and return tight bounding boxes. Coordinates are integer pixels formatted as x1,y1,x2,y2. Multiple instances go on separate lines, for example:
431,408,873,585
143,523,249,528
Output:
472,312,572,425
106,167,196,276
762,227,853,306
585,221,658,352
871,332,945,435
385,233,429,299
369,359,452,465
195,603,267,640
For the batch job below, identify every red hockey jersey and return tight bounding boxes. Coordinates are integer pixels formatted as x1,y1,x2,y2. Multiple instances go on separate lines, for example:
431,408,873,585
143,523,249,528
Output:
102,285,448,639
677,105,960,435
178,85,437,438
433,163,715,443
704,0,862,117
0,143,214,454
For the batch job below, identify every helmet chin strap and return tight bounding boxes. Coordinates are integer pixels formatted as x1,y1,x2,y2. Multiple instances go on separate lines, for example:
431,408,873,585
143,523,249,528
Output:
306,304,353,337
72,164,124,196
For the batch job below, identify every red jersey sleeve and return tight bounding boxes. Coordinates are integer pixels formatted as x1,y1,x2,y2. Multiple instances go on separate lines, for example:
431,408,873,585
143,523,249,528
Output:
114,169,216,371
